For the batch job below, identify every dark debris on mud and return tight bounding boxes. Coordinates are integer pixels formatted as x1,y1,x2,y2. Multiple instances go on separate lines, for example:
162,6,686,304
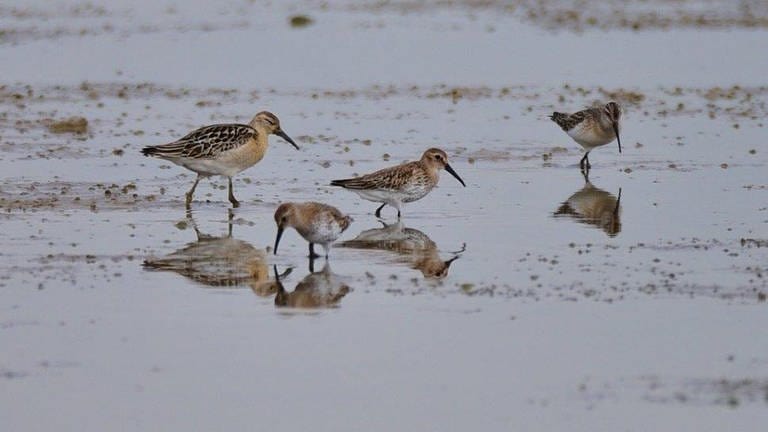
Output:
643,376,768,408
338,0,768,31
1,0,767,48
2,82,767,126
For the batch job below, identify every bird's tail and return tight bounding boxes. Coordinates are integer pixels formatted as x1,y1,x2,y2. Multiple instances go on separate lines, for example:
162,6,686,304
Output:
554,202,575,216
141,141,188,157
550,112,565,122
141,146,159,157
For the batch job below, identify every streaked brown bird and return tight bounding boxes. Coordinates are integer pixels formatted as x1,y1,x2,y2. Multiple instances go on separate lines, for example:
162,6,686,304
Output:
550,101,622,171
141,111,298,208
330,148,466,218
273,202,353,259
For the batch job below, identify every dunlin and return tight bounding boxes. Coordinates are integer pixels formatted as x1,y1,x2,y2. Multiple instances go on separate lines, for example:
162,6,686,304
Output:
273,202,353,259
330,148,466,218
550,101,622,171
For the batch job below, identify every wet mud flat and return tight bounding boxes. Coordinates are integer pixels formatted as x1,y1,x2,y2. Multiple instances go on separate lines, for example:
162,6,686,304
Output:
2,2,768,431
2,79,767,430
1,80,765,298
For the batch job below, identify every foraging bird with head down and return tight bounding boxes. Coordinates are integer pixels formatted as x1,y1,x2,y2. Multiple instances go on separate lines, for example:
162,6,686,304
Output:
330,148,466,218
550,101,622,171
141,111,298,208
273,202,353,259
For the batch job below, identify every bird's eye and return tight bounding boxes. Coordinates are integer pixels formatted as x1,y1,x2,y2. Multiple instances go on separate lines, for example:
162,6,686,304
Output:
281,216,287,223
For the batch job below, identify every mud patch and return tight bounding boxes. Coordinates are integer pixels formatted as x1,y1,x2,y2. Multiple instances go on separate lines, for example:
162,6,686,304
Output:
47,117,88,134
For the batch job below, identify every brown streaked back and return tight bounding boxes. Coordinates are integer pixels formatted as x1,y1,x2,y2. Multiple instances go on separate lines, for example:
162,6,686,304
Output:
330,161,427,191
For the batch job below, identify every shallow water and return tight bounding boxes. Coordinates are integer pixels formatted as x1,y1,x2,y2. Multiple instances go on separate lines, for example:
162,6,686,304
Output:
2,1,768,431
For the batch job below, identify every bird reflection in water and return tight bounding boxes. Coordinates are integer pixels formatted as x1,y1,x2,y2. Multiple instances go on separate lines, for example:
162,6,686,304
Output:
339,221,464,278
143,210,282,293
272,264,350,308
554,173,622,237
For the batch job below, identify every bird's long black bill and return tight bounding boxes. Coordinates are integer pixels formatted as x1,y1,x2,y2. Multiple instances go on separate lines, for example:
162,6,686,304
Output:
613,123,622,154
273,227,285,255
444,163,466,187
277,130,299,150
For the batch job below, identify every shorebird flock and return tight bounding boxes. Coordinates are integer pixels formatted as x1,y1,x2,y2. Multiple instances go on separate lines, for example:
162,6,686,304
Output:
141,101,623,261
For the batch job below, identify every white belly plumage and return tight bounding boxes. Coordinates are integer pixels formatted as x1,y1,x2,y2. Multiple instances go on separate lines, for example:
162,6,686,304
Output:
172,158,247,177
169,144,264,178
303,218,343,244
353,184,431,206
568,124,616,150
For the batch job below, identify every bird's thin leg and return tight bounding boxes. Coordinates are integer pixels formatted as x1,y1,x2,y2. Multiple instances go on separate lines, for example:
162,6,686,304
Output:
374,203,386,218
397,209,401,219
186,175,201,209
227,177,240,208
580,152,591,173
308,243,320,259
581,169,590,183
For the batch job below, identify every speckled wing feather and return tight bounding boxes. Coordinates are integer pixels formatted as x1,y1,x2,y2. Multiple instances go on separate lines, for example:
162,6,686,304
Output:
331,162,423,192
307,202,353,232
142,124,258,159
550,110,586,132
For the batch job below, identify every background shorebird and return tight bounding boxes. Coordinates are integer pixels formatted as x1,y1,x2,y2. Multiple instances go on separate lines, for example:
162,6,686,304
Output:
550,101,622,171
141,111,298,208
330,148,466,218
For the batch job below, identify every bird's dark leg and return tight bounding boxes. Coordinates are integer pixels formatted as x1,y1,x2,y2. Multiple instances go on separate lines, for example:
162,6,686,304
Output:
186,175,201,209
308,243,320,259
397,209,401,219
581,169,590,183
579,152,591,173
374,203,386,218
227,177,240,208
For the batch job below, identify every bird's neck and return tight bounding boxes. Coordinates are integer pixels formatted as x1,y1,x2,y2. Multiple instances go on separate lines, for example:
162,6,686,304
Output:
249,125,270,147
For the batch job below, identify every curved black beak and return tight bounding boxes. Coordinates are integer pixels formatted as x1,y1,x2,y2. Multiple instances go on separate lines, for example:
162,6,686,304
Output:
613,188,622,216
613,122,622,154
444,163,466,187
276,129,299,150
273,227,285,255
445,255,461,267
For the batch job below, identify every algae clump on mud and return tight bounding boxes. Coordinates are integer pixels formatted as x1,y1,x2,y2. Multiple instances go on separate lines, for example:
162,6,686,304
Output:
48,117,88,134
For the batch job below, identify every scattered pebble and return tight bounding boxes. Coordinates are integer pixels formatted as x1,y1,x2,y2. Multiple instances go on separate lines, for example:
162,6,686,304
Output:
289,15,313,28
